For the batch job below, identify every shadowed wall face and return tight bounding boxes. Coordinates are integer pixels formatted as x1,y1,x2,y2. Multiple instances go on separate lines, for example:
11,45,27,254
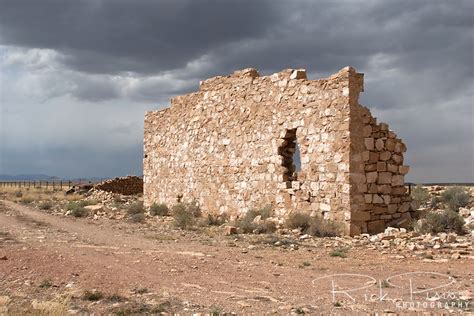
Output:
144,67,411,235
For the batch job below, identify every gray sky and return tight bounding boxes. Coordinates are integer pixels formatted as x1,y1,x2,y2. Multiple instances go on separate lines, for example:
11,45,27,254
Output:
0,0,473,182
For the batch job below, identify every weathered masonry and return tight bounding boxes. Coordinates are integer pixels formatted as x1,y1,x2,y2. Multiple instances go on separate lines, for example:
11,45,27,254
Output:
144,67,412,235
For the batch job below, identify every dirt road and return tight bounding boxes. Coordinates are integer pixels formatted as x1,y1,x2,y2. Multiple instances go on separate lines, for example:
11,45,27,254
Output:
0,200,472,314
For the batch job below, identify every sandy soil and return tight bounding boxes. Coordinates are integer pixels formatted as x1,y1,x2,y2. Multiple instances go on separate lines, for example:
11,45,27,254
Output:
0,199,472,314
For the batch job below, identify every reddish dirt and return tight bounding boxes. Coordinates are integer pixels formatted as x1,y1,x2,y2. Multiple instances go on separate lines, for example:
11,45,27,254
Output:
0,200,472,314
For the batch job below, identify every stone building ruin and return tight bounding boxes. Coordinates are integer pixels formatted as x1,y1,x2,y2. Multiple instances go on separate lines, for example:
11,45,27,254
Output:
143,67,412,235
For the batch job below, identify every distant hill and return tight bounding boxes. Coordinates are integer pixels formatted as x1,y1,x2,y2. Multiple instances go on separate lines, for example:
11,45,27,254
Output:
0,174,60,181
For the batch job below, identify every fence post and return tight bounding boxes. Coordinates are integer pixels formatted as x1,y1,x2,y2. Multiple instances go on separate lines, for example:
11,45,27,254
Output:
60,181,63,190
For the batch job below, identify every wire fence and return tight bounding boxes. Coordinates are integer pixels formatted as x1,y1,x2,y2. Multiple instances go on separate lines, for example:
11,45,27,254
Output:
0,180,104,190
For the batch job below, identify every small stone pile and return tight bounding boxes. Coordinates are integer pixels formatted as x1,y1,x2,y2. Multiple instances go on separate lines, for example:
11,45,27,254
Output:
95,176,143,195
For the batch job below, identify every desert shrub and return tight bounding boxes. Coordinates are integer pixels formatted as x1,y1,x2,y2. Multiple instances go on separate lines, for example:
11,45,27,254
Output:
39,200,53,210
330,247,348,258
254,220,277,234
172,202,200,229
67,202,88,217
39,279,53,288
235,205,274,234
202,212,229,226
186,200,201,217
113,195,124,203
430,196,441,209
285,212,311,231
306,215,341,237
71,207,88,218
441,186,470,212
149,203,169,216
418,210,465,235
127,201,145,215
130,213,145,223
411,185,430,208
20,196,34,204
107,294,126,303
79,199,98,207
14,191,23,198
83,290,103,301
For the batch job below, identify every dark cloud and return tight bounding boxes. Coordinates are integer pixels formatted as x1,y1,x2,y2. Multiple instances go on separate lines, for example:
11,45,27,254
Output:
0,0,472,180
0,0,281,74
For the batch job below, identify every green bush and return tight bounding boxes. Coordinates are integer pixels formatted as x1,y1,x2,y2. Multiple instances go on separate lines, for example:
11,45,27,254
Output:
39,201,53,210
441,186,470,212
149,203,169,216
411,185,430,208
127,201,145,215
14,191,23,198
419,210,465,235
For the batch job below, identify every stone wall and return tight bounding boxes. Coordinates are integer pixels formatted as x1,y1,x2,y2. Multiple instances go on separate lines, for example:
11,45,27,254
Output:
143,67,412,235
95,176,143,195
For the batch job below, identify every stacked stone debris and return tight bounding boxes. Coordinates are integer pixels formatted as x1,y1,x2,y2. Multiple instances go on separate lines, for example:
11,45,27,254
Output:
143,67,412,235
95,176,143,195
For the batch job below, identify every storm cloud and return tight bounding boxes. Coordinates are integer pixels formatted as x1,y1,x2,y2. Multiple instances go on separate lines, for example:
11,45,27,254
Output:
0,0,472,181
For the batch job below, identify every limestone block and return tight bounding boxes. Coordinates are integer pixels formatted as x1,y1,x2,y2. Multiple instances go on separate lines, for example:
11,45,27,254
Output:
375,139,384,151
379,151,391,161
290,69,307,80
399,165,410,175
364,138,374,150
368,220,386,234
387,163,398,173
377,172,392,184
364,194,372,203
362,125,372,137
351,210,371,221
369,152,379,163
366,171,378,183
392,175,405,186
373,194,384,204
392,154,403,164
376,162,386,172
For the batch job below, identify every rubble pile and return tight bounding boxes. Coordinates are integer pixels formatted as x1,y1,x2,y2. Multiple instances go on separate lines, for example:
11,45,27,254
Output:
95,176,143,195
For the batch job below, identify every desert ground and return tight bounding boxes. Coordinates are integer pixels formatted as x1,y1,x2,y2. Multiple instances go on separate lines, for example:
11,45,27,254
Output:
0,184,472,315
